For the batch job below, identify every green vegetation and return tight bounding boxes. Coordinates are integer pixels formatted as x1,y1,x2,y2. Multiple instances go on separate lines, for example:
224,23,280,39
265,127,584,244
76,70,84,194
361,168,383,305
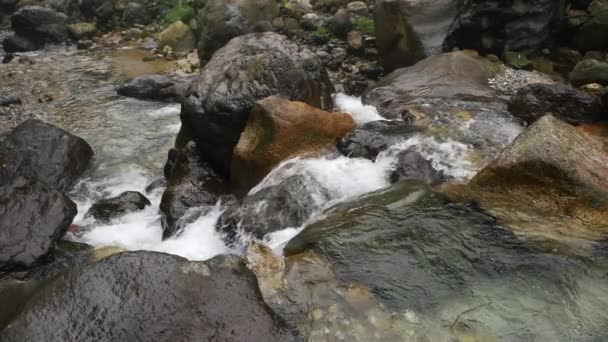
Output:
312,26,332,44
354,17,374,36
164,0,195,26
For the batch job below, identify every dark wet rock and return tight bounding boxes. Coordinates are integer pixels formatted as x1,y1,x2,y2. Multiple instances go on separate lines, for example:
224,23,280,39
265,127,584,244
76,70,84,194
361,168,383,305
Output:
144,177,166,193
117,75,192,102
337,120,419,160
181,32,334,177
231,96,355,195
363,51,500,119
3,6,68,52
217,174,331,243
2,35,38,52
1,53,15,64
79,0,114,22
76,39,93,49
0,119,93,191
0,177,77,271
570,59,608,87
160,143,228,239
283,181,608,340
196,0,279,61
0,92,21,106
329,8,352,38
121,2,151,26
570,0,608,51
0,252,300,342
375,0,458,72
389,149,446,185
444,0,564,56
508,83,605,125
85,191,151,223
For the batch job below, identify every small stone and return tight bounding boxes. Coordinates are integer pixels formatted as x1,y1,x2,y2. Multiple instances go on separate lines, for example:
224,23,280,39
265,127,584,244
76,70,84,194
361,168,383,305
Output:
580,83,604,96
67,22,97,40
504,51,531,69
347,30,364,51
301,13,326,30
346,1,368,16
272,17,285,29
77,40,94,50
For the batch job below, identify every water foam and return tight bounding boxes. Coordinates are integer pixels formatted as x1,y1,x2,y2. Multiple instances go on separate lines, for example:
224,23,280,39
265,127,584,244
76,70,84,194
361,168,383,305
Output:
333,93,385,124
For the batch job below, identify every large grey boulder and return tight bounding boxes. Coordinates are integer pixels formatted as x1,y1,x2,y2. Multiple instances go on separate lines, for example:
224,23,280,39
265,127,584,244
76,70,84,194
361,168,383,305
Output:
0,252,300,341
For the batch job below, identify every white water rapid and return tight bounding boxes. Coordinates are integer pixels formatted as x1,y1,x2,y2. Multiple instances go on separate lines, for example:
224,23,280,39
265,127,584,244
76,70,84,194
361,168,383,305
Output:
69,94,521,261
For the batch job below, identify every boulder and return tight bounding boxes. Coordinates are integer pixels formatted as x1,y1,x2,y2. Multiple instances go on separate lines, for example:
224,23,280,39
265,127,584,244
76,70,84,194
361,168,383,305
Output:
329,8,352,38
363,51,499,119
3,6,67,51
181,32,335,177
217,174,331,242
374,0,458,72
337,120,419,160
571,0,608,51
121,2,151,26
570,59,608,86
80,0,114,22
231,96,356,194
84,191,151,223
468,115,608,240
196,0,279,61
389,149,446,185
117,75,192,102
2,35,38,52
0,119,93,191
160,143,228,238
158,20,196,52
0,252,300,341
0,177,77,271
444,0,564,55
66,22,97,40
508,83,605,125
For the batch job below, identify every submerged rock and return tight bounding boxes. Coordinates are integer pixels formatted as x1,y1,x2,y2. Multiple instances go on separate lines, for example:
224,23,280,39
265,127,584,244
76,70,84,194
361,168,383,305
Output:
217,174,331,243
283,181,608,340
0,177,76,271
160,143,228,238
196,0,279,60
337,120,419,160
374,0,458,72
0,119,93,191
117,75,192,102
508,83,605,125
444,0,564,55
85,191,151,223
181,32,334,177
389,149,446,185
231,96,356,194
0,252,300,341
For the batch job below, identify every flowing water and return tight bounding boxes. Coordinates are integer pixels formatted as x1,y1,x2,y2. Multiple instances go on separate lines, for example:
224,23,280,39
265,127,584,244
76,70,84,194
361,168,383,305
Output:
3,43,608,340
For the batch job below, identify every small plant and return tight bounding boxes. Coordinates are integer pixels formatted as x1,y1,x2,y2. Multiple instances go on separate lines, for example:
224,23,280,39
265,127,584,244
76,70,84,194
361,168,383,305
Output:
354,17,374,36
312,26,332,44
164,0,195,26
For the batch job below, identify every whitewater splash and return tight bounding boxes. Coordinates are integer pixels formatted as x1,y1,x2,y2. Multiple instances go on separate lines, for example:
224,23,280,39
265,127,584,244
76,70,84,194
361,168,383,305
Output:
70,94,511,261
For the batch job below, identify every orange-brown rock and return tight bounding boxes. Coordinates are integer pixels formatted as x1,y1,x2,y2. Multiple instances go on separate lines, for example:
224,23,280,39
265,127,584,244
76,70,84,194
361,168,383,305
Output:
231,96,356,195
463,115,608,247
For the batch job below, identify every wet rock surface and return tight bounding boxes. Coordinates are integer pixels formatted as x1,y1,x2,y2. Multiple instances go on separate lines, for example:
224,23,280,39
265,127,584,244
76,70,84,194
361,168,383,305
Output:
217,174,331,243
0,177,76,271
0,252,300,342
85,191,151,223
0,119,93,191
508,82,605,125
160,143,228,238
337,120,420,160
181,32,335,177
117,75,192,102
231,95,356,194
3,6,67,52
